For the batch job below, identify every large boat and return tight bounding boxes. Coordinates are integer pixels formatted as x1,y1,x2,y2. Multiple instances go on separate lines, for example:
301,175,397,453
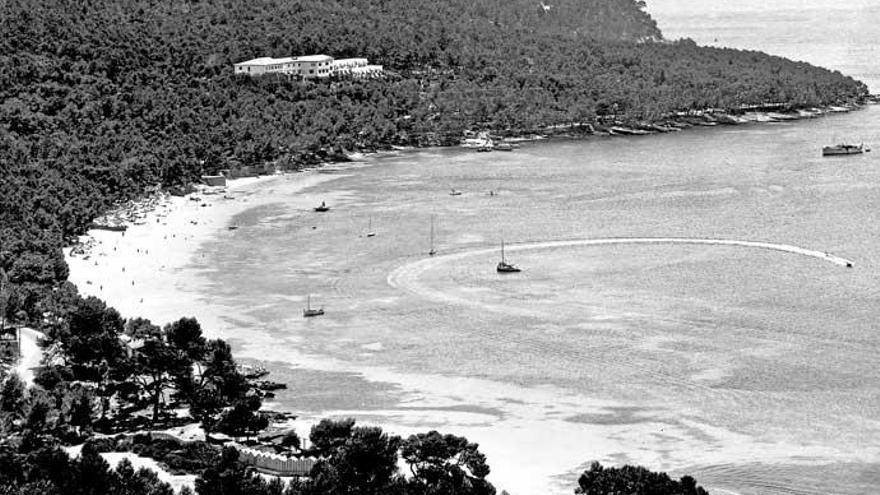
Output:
302,295,324,317
822,143,866,156
496,239,521,273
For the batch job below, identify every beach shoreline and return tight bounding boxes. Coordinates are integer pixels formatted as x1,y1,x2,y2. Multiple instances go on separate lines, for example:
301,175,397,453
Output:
64,171,342,328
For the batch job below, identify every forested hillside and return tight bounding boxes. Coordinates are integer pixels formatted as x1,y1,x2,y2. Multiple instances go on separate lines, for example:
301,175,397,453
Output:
0,0,869,374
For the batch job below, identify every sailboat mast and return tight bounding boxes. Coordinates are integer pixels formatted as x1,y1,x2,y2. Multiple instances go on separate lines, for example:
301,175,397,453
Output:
501,239,505,263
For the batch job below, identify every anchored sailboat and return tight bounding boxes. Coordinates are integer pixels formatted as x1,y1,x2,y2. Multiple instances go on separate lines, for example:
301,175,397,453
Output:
428,215,437,256
365,216,376,237
302,295,324,317
496,239,521,273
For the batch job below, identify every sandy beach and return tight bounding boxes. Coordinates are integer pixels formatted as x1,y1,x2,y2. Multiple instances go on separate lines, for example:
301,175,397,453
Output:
65,172,340,330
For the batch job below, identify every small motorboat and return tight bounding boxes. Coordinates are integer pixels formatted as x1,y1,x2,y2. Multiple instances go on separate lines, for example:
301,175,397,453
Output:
314,202,330,212
494,143,514,152
449,189,462,196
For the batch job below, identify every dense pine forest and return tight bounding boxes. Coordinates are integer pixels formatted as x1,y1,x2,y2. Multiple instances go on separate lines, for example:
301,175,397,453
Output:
0,0,869,493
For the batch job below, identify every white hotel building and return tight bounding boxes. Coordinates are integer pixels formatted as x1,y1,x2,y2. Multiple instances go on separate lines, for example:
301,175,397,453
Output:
234,55,382,79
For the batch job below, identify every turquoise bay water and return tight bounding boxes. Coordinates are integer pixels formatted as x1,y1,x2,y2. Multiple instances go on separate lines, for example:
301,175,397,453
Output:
194,106,880,495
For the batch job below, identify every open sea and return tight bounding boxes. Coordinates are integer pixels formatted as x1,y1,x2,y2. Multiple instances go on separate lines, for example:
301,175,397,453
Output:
187,4,880,494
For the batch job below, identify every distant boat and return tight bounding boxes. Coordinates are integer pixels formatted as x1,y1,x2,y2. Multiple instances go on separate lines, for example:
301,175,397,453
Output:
476,144,493,152
496,239,521,273
365,216,376,237
428,215,437,256
314,201,330,212
822,143,866,156
494,143,514,152
303,295,324,317
449,189,462,196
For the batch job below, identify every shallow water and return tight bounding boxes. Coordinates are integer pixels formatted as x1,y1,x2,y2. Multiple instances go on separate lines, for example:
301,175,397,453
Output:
193,106,880,494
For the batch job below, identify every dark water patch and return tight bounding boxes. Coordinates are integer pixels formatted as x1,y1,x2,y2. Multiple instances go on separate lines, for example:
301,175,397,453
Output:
238,358,405,413
397,404,505,420
713,359,872,393
565,406,656,425
676,461,880,495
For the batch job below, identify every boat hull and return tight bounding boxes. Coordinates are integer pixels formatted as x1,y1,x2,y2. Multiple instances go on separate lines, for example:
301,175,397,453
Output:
822,144,864,156
497,262,521,273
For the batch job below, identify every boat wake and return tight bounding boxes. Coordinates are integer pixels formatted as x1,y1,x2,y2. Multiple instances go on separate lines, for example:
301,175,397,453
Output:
387,237,853,305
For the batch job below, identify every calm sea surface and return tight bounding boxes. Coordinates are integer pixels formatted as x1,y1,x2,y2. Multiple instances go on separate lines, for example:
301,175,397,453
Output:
648,0,880,92
191,6,880,494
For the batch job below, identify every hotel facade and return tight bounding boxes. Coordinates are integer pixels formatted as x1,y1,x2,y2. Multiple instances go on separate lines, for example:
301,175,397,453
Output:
234,55,383,79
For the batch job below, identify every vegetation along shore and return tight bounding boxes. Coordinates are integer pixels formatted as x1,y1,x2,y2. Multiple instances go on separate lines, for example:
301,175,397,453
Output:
0,0,871,493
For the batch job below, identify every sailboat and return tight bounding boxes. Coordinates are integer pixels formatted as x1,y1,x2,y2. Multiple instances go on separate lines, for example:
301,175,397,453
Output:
314,201,330,212
302,295,324,317
428,215,437,256
496,239,521,273
365,216,376,237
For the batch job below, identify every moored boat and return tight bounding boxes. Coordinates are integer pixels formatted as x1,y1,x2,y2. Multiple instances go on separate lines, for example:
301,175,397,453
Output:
314,201,330,212
428,215,437,256
303,295,324,317
822,143,866,156
496,239,521,273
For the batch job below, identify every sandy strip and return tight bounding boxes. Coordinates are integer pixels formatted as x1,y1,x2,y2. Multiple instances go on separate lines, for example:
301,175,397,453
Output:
65,172,339,326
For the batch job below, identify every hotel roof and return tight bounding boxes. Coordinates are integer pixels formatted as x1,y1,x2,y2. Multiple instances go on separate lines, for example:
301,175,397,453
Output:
295,54,333,62
234,57,295,66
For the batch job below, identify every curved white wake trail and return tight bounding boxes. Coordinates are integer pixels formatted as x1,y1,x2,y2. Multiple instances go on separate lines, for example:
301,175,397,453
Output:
387,237,853,307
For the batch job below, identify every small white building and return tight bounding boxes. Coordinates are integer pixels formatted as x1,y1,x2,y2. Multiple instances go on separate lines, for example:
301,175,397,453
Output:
289,54,334,78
